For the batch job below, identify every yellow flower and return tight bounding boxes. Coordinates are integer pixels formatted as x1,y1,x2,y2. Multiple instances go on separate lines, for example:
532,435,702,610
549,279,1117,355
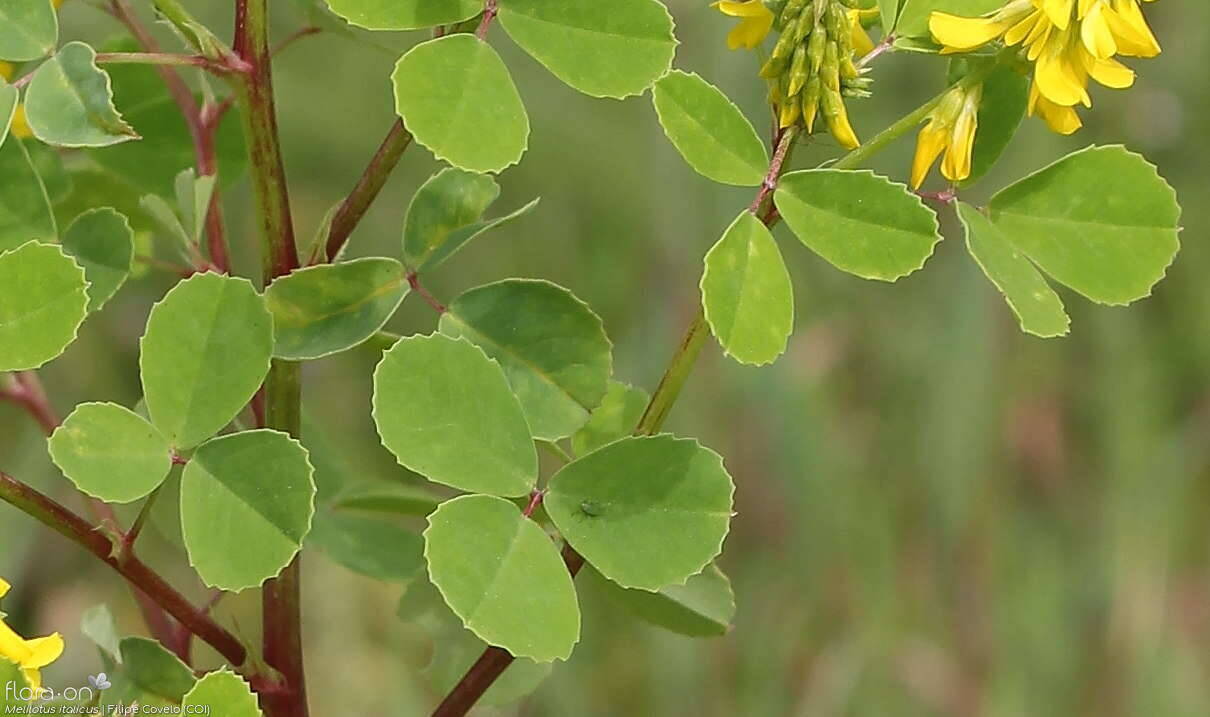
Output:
0,578,65,695
714,0,775,50
847,8,877,57
929,0,1159,131
9,105,32,139
910,83,982,188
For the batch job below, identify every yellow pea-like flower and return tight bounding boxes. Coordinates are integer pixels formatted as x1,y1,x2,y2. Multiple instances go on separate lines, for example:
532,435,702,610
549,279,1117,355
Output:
929,0,1160,134
0,578,65,696
714,0,776,50
910,83,982,188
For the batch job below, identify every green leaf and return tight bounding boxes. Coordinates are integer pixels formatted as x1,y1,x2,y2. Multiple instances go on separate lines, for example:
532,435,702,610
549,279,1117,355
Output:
398,577,552,706
49,402,173,503
0,241,88,372
584,563,735,637
140,272,274,449
175,168,216,246
94,76,246,195
896,0,1003,38
308,510,424,582
80,604,123,662
180,430,316,591
774,169,941,281
0,0,57,62
25,42,139,148
497,0,677,99
957,202,1069,338
571,380,649,456
962,63,1028,186
545,435,734,591
440,279,613,441
878,0,902,32
404,168,498,269
0,139,56,253
392,35,529,173
651,71,768,187
108,637,196,707
0,79,16,150
265,258,408,360
373,334,537,497
988,145,1181,306
60,207,134,311
332,481,443,517
183,670,262,717
403,168,540,273
323,0,481,30
424,494,580,661
701,211,794,366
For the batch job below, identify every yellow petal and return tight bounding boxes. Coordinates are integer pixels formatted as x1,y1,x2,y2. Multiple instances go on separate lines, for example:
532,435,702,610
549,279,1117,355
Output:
1034,46,1089,107
1030,87,1084,134
0,62,14,83
21,666,42,694
930,13,1013,51
1080,3,1118,58
827,105,861,150
911,124,948,189
21,634,64,670
0,621,31,664
716,1,774,50
1105,1,1160,57
1041,0,1076,29
0,578,10,600
941,98,979,183
10,105,32,139
714,0,769,18
1086,55,1135,88
847,9,877,57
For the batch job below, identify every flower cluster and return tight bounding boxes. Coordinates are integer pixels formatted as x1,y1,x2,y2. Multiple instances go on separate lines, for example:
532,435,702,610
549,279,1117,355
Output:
931,0,1162,134
0,578,64,694
716,0,875,149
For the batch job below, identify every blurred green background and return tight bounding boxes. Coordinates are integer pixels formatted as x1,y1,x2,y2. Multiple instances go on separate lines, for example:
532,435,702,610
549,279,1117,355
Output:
2,1,1207,715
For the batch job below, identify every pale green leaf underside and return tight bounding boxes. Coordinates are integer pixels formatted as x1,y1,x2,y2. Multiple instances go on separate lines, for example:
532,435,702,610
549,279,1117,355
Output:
183,670,262,717
439,279,612,441
878,0,901,32
774,169,941,282
324,0,481,31
180,430,316,591
265,257,408,360
61,207,134,311
701,211,794,366
498,0,677,99
140,272,274,449
0,241,88,372
393,35,529,173
25,42,139,148
587,562,735,637
546,435,734,591
373,333,537,497
896,0,1003,38
404,167,499,270
571,380,649,457
332,481,443,517
957,202,1069,338
0,0,58,62
111,637,196,707
49,402,173,503
988,145,1181,306
425,494,581,662
0,139,56,253
309,510,424,582
652,70,768,187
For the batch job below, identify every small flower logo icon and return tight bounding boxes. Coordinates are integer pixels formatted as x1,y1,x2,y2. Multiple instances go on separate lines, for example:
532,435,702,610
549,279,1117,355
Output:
88,673,111,690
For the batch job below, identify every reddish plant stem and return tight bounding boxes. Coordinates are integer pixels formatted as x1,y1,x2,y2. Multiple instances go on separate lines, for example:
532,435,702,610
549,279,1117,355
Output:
0,472,247,666
408,272,447,313
108,0,232,272
233,1,307,714
1,372,189,659
476,0,499,39
323,119,414,262
272,26,322,58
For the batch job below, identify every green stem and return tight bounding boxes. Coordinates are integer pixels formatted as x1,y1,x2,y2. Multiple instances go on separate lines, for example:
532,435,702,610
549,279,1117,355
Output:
323,119,414,262
634,310,711,435
233,1,307,714
833,56,1004,171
